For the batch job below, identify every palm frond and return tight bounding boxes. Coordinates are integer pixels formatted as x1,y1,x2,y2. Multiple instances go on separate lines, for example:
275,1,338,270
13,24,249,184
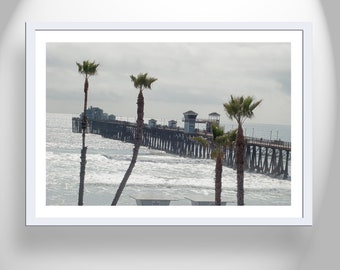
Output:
249,99,262,112
224,95,262,124
76,60,99,77
215,129,237,146
130,75,137,87
130,73,157,91
146,77,158,89
212,124,224,140
211,149,222,160
227,128,237,142
223,95,241,121
76,62,83,73
192,136,209,147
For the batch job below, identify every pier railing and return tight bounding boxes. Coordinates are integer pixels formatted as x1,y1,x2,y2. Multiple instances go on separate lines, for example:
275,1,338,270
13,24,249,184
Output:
245,137,291,150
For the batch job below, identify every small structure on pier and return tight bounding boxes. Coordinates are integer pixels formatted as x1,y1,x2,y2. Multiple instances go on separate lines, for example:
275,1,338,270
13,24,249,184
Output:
183,110,198,134
168,120,177,129
148,119,157,128
108,114,116,121
81,106,104,120
183,111,221,133
206,112,220,132
81,106,116,121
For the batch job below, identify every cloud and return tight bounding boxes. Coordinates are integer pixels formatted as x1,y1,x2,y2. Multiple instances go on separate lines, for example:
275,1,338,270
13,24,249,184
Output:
46,42,291,125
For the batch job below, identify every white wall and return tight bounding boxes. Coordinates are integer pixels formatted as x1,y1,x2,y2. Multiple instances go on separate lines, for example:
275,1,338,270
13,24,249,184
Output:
0,1,339,269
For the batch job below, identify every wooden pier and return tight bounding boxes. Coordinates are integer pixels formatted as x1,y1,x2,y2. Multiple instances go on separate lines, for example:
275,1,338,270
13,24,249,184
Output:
72,117,291,179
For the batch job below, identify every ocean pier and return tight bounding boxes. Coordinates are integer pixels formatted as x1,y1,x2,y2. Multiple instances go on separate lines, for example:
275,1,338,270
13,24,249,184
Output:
72,110,291,179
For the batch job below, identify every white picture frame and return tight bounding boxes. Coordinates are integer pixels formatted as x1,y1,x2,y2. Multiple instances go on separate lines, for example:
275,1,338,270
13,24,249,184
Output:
26,22,312,226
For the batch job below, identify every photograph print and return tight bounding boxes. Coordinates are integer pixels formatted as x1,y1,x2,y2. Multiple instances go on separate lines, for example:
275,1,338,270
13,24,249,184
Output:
26,23,311,225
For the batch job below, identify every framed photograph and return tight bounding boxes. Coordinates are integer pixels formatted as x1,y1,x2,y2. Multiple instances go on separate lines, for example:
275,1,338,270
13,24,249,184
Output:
26,22,312,226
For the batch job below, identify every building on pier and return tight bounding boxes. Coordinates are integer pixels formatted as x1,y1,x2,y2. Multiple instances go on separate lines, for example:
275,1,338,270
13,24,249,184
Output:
206,112,220,132
184,111,221,133
168,120,177,129
108,114,116,121
81,106,116,121
148,119,157,128
183,110,198,134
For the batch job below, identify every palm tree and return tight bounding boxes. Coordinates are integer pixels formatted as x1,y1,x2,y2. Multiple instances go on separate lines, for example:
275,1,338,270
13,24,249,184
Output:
111,73,157,205
76,60,99,206
194,124,236,205
223,95,262,205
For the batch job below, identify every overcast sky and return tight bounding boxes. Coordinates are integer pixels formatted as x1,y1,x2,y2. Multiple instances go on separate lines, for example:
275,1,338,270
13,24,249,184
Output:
46,42,291,126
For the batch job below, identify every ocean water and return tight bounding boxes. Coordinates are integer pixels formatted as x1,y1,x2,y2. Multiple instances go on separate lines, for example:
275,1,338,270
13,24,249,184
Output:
46,113,291,206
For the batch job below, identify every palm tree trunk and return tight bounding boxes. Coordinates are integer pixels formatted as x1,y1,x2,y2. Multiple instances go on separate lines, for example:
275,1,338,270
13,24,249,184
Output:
236,123,245,205
78,147,87,205
111,89,144,205
78,77,89,206
215,153,222,205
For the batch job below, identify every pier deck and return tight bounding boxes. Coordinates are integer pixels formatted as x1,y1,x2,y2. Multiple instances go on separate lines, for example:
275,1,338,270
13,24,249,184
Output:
72,117,291,179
